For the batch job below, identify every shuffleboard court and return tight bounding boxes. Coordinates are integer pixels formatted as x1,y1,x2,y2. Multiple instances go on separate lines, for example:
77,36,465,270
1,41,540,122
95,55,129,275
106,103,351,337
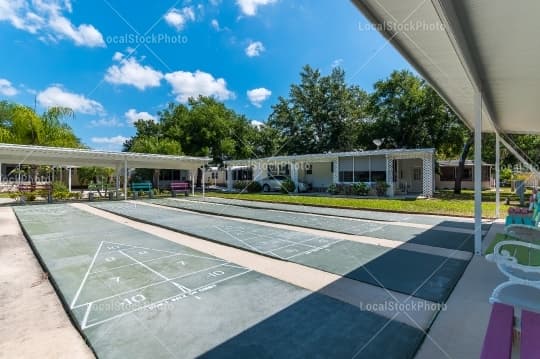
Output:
150,198,475,252
92,201,470,303
192,196,492,230
14,204,427,358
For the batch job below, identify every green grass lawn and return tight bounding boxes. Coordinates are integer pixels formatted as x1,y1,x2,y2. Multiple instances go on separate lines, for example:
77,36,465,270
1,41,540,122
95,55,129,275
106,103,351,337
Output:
207,191,513,218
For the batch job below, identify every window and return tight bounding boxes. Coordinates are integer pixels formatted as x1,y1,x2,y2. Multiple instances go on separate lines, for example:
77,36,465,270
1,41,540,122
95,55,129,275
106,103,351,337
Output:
371,171,386,181
462,168,473,180
339,171,353,182
413,167,422,181
440,167,454,181
306,164,312,175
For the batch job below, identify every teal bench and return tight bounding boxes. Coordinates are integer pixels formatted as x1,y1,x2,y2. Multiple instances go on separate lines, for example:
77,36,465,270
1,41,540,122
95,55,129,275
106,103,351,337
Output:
131,182,153,198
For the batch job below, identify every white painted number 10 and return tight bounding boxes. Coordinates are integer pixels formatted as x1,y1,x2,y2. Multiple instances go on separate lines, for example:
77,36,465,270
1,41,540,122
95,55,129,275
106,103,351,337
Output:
208,270,225,277
122,294,146,306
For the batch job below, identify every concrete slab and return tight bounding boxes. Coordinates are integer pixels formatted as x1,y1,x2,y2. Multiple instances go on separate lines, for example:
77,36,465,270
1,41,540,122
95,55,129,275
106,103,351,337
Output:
153,198,477,252
0,207,93,359
92,201,470,303
78,203,439,331
14,204,426,359
191,196,492,229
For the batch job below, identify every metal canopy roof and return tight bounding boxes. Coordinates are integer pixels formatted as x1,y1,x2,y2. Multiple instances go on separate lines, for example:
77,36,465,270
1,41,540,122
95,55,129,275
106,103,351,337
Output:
352,0,540,134
0,143,210,169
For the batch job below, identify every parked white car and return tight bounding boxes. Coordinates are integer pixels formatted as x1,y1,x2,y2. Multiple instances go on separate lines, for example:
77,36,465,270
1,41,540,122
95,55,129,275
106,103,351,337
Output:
259,175,307,192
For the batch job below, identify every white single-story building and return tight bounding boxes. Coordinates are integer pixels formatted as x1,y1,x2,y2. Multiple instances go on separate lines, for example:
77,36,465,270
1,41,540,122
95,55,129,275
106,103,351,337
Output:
437,160,494,190
224,148,435,197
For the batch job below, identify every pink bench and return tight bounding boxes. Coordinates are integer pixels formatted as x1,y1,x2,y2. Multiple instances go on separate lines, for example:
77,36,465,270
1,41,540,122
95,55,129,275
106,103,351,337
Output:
170,181,189,196
521,310,540,359
480,303,514,359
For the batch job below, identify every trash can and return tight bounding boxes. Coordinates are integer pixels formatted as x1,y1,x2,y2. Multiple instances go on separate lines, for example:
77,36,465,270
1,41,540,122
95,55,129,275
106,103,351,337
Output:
108,191,115,201
132,191,138,200
88,192,94,202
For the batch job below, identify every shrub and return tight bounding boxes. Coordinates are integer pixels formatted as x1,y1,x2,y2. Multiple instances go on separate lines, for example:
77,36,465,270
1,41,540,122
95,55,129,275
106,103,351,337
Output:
280,179,296,194
375,181,390,196
327,184,338,195
352,182,369,196
233,181,262,193
52,181,70,200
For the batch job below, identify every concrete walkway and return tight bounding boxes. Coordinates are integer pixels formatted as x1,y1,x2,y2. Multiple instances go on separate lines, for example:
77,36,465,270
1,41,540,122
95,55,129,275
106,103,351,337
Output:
0,207,94,359
415,221,507,358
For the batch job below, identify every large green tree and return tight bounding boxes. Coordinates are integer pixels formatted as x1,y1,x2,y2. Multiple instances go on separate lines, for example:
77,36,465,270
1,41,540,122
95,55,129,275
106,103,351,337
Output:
267,65,369,154
125,96,261,162
367,70,467,154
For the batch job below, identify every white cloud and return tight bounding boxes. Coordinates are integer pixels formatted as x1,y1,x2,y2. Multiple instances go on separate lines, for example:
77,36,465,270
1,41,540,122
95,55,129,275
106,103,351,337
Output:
0,79,18,96
247,87,271,107
105,56,163,90
164,70,234,103
91,135,129,151
164,7,195,31
0,0,105,47
91,135,128,145
236,0,277,16
37,86,104,114
331,58,344,68
245,41,265,57
125,109,156,124
211,19,220,31
251,120,264,127
89,117,123,128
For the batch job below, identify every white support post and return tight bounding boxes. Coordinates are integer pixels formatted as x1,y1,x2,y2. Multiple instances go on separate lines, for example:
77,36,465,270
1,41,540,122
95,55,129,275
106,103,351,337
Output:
0,162,2,184
495,132,501,218
332,158,339,184
422,154,434,197
191,173,195,196
290,161,299,193
115,166,120,192
202,167,206,198
226,166,233,191
474,92,483,255
68,167,72,192
386,155,394,197
124,159,128,200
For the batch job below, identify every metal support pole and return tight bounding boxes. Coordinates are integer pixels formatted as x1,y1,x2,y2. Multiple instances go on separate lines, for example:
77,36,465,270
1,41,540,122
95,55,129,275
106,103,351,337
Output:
474,92,483,255
124,159,128,200
202,167,206,198
68,167,72,192
191,173,195,196
495,133,501,218
226,167,233,191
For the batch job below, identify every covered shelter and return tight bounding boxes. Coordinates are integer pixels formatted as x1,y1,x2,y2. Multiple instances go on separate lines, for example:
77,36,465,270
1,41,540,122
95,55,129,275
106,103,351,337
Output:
0,143,210,198
352,0,540,255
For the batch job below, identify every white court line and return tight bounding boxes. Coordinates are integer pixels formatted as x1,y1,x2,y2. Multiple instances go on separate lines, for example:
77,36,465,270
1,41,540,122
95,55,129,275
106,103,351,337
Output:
104,240,226,262
73,263,230,309
284,239,347,261
119,250,170,281
70,241,104,309
82,269,252,330
90,253,184,275
81,302,93,329
213,225,262,252
263,236,328,254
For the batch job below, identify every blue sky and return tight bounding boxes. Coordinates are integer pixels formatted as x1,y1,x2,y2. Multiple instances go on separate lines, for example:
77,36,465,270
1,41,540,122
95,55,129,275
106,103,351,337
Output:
0,0,412,151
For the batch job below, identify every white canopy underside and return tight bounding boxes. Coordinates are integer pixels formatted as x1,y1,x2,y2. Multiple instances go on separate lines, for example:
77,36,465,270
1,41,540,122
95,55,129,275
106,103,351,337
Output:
0,143,210,169
352,0,540,134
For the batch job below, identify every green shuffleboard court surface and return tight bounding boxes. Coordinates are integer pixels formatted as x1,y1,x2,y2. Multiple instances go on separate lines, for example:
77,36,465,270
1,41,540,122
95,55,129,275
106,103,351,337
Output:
194,196,492,230
150,198,475,252
14,204,426,359
92,202,469,303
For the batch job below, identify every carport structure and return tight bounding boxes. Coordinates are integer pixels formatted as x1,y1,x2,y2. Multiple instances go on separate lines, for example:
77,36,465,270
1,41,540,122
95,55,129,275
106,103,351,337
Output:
0,143,210,198
352,0,540,255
